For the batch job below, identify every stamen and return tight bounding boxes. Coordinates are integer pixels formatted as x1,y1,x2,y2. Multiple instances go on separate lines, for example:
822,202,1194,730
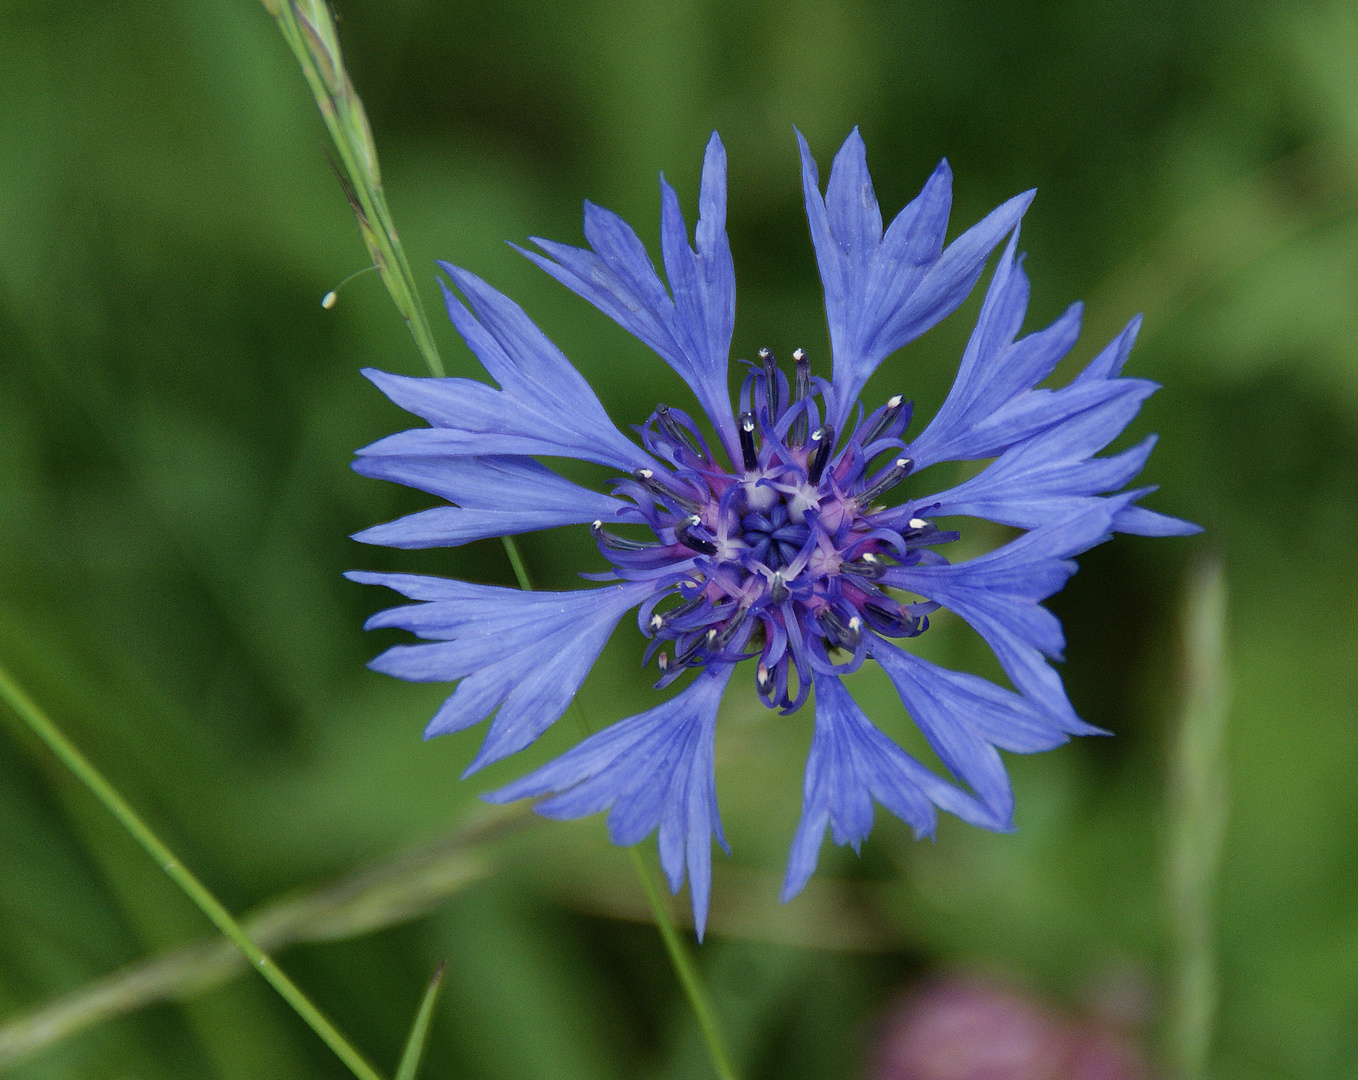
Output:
758,347,781,419
738,411,759,471
807,425,835,484
858,457,914,505
632,467,701,512
675,515,719,556
768,573,790,604
860,395,907,446
790,348,811,447
709,607,749,651
656,404,705,459
842,553,885,580
591,520,658,551
651,594,708,631
863,597,922,636
907,517,930,531
817,608,862,649
675,627,719,667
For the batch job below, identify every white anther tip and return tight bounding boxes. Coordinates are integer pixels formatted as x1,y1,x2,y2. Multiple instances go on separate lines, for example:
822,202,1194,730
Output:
849,616,862,630
321,291,338,309
894,457,909,468
792,348,807,361
591,519,603,529
908,517,929,530
888,394,903,407
650,614,663,630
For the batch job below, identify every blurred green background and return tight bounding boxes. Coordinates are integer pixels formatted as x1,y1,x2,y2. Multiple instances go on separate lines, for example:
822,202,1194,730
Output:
1,1,1357,1077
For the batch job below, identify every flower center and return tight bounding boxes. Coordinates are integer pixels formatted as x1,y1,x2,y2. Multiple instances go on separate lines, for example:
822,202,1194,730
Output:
591,348,952,712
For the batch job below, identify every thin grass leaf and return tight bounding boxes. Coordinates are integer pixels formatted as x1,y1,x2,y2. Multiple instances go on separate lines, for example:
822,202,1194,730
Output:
394,963,445,1080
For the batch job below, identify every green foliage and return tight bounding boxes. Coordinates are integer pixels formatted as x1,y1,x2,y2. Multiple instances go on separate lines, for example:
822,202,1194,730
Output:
1,1,1357,1077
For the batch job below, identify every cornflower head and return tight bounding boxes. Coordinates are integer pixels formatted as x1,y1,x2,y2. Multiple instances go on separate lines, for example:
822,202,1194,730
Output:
348,130,1198,938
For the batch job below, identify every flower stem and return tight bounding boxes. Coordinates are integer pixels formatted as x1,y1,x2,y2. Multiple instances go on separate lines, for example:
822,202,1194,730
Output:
501,533,739,1079
0,664,388,1080
626,847,741,1080
567,695,741,1080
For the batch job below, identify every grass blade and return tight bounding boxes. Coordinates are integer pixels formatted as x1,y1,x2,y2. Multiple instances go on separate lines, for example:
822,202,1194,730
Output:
394,963,445,1080
0,663,388,1080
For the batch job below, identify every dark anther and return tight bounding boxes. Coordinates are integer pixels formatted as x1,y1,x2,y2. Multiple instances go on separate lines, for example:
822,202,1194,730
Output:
675,514,719,556
649,593,707,632
863,598,922,637
860,395,908,446
768,573,791,604
633,467,701,512
790,348,811,447
758,347,781,419
656,404,704,459
858,457,914,505
806,425,835,484
842,552,885,580
591,520,658,551
817,608,863,650
674,627,719,667
738,410,759,471
708,606,749,652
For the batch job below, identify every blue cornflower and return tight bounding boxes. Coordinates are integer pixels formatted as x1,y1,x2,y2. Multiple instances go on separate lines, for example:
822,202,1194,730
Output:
348,130,1198,938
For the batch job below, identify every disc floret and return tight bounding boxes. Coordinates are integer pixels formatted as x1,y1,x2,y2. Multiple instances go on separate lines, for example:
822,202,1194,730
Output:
595,349,948,712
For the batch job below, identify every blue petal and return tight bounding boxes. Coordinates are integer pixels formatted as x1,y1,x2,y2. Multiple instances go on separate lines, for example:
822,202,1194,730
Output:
1112,497,1202,537
882,503,1127,730
520,134,739,464
797,128,1034,432
781,673,1006,903
871,639,1078,822
905,229,1103,468
485,663,735,940
357,266,652,472
352,455,628,548
346,573,653,773
903,311,1202,535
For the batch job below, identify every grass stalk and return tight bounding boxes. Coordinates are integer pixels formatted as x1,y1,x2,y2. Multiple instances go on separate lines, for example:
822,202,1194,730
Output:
260,4,740,1074
1165,559,1232,1079
263,0,443,377
0,664,388,1080
0,802,529,1071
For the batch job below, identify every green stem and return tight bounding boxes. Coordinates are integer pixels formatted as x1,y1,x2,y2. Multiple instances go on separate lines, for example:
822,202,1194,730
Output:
500,535,534,593
0,664,387,1080
508,545,741,1080
627,848,740,1080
